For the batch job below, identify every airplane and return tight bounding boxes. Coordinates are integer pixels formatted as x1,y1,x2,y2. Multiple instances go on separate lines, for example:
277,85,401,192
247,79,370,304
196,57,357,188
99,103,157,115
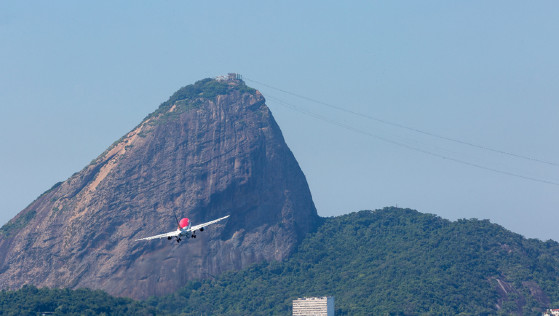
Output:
135,214,230,243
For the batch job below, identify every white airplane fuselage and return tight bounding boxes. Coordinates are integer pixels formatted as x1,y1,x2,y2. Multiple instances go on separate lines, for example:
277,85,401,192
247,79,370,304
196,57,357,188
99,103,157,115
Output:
177,223,192,237
136,215,229,243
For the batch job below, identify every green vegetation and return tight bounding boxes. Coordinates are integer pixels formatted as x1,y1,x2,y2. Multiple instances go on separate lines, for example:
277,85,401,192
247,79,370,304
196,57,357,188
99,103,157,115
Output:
158,77,254,108
236,82,257,95
4,208,559,315
0,285,157,315
150,208,559,315
145,78,256,122
0,210,36,237
161,78,228,106
41,181,63,197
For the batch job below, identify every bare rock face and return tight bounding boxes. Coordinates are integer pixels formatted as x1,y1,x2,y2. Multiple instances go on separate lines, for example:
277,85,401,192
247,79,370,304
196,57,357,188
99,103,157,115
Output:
0,77,319,299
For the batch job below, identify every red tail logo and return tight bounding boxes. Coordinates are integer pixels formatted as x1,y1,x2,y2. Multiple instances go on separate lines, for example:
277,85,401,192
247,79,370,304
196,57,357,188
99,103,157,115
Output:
179,218,190,229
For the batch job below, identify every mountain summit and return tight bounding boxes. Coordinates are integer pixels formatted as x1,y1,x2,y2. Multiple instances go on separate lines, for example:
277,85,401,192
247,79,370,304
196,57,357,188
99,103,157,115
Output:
0,76,319,299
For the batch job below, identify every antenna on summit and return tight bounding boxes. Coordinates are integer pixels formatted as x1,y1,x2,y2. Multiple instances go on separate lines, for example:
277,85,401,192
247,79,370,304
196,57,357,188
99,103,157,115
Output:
228,73,242,80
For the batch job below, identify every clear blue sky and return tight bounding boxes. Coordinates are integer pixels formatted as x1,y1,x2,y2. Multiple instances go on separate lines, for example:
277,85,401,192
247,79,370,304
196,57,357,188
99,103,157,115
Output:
1,1,558,240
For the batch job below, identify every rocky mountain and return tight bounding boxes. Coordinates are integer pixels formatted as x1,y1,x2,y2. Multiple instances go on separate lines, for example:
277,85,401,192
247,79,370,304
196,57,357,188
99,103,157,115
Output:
6,208,559,315
0,76,319,299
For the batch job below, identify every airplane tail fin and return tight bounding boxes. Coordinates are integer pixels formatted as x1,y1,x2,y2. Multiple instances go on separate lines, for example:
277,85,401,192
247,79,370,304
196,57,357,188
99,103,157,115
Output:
172,209,181,230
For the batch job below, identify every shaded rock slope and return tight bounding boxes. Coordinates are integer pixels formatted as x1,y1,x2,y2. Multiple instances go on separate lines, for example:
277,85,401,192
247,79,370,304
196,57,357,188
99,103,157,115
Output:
0,77,319,299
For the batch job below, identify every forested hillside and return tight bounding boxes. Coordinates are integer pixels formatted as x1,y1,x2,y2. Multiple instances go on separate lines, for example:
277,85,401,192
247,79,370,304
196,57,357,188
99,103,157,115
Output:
151,208,559,315
3,208,559,315
0,285,156,315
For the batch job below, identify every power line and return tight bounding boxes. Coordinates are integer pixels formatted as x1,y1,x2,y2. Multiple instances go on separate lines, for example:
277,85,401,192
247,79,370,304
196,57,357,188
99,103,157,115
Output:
245,77,559,167
265,94,559,187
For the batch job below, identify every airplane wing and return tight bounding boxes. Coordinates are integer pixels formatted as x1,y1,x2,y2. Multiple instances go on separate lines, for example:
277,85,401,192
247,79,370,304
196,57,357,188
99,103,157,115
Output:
189,215,230,232
135,229,181,241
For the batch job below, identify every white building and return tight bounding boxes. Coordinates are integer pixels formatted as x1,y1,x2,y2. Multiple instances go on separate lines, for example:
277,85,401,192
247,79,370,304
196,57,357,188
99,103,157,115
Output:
215,73,241,81
293,297,334,316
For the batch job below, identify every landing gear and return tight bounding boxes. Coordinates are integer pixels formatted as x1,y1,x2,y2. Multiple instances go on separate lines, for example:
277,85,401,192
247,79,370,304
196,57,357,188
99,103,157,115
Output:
191,234,196,238
176,238,181,243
